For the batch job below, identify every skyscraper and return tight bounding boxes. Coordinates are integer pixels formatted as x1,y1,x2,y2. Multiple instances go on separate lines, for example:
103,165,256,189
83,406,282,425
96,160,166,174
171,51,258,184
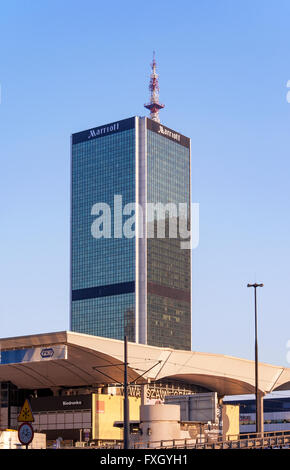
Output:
71,57,191,350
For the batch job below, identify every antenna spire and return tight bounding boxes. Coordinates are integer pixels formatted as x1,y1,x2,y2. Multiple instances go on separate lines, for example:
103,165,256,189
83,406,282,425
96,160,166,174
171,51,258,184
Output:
144,51,165,122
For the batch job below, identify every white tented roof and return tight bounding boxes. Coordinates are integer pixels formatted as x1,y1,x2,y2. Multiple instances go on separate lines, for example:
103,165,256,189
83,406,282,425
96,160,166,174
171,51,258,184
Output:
0,331,289,395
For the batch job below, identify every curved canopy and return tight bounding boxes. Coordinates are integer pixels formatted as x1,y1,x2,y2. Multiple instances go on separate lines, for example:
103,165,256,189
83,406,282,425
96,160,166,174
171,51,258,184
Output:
0,331,289,396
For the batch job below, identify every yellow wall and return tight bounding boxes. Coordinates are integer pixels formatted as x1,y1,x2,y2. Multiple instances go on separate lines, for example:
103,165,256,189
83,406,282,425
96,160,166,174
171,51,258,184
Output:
222,404,240,440
92,394,140,441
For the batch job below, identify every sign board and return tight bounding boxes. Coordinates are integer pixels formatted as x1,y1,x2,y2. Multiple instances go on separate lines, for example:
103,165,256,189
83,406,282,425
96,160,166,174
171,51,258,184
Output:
146,118,190,149
18,399,34,422
72,117,135,145
30,394,91,412
18,422,34,446
95,400,105,413
0,345,67,365
165,392,218,423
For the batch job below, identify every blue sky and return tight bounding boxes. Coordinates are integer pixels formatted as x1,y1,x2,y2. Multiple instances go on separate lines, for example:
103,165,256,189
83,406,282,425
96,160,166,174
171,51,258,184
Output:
0,0,289,366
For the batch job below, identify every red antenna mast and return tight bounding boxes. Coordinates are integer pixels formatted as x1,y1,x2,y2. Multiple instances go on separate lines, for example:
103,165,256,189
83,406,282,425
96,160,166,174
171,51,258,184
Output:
144,51,165,122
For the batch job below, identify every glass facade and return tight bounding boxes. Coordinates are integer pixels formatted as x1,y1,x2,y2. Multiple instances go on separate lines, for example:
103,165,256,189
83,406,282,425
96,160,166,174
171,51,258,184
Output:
71,295,135,340
146,123,191,350
71,116,191,350
225,397,290,433
71,118,136,341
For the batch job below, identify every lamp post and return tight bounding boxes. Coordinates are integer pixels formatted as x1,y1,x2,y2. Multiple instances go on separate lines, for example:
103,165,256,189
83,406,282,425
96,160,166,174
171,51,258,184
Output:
247,282,264,434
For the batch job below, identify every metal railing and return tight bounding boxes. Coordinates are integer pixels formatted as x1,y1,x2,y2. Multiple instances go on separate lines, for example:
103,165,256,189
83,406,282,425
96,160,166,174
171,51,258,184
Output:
131,429,290,449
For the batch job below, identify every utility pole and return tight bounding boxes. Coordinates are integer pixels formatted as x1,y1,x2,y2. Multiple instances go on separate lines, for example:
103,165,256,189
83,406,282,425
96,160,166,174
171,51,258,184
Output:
93,335,161,448
123,335,130,449
247,283,264,434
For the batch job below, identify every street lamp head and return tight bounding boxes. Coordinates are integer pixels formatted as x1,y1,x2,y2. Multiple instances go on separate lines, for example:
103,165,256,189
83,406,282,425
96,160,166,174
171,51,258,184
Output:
247,283,264,288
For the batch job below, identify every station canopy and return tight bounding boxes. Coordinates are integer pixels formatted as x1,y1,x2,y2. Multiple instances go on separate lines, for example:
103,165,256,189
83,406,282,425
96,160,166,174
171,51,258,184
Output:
1,331,290,396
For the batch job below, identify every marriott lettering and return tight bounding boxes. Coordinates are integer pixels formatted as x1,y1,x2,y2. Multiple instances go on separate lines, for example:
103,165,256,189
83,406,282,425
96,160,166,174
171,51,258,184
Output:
88,122,120,139
158,124,181,142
